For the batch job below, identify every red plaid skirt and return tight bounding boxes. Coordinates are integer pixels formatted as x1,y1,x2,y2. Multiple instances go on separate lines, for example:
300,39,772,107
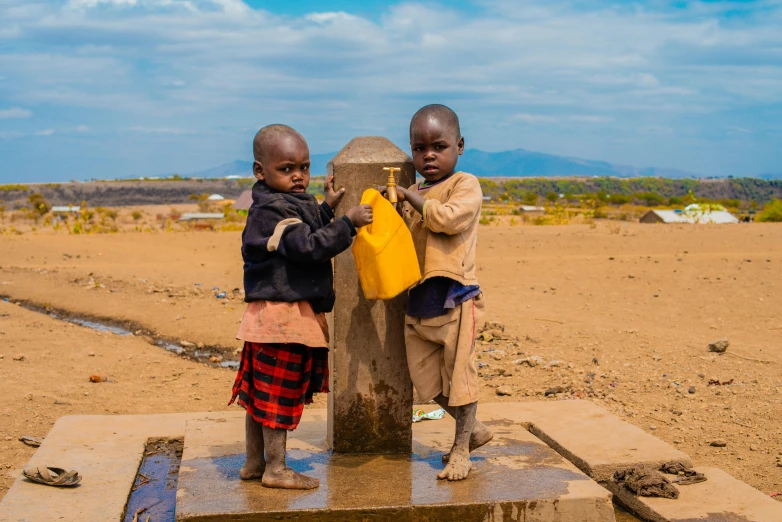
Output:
229,342,329,430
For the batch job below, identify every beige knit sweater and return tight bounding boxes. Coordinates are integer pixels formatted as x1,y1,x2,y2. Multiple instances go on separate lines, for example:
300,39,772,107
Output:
403,171,483,287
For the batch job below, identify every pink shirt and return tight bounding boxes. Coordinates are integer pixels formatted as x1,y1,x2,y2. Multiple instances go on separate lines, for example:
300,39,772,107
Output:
236,300,329,348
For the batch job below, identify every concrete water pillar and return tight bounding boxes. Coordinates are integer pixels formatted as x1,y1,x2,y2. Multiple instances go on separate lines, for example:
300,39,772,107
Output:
327,137,416,454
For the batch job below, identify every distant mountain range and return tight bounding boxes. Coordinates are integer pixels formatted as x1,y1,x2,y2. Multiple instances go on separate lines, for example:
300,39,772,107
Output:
182,149,781,180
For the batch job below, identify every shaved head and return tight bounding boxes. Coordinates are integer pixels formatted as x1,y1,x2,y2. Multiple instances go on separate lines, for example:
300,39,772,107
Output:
410,104,461,140
253,124,306,165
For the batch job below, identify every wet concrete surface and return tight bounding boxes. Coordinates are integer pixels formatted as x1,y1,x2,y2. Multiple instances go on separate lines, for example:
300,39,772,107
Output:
123,438,183,522
176,410,615,521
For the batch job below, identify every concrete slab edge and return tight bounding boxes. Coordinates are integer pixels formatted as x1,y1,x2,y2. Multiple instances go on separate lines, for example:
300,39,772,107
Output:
176,497,615,522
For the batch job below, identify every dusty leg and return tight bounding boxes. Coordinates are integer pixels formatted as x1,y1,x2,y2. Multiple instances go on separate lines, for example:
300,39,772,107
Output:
435,394,493,463
240,414,265,480
437,401,477,481
261,426,320,490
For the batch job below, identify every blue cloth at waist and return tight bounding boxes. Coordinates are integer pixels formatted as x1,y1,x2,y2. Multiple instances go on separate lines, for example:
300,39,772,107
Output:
407,277,481,319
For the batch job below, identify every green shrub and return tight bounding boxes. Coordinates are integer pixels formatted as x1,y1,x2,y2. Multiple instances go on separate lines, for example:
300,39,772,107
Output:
28,193,51,217
757,199,782,222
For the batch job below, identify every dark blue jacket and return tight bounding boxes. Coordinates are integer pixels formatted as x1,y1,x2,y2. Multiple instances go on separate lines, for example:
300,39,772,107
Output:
241,181,355,313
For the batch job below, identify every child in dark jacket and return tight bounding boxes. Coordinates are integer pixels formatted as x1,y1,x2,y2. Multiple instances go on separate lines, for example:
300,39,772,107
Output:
229,124,372,490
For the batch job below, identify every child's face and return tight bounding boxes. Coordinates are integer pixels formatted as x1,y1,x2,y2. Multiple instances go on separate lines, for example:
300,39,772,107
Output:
410,117,464,182
254,134,311,194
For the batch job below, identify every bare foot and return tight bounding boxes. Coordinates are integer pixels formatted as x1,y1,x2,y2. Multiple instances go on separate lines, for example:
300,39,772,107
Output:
442,422,493,463
437,450,472,481
262,467,320,490
239,460,265,480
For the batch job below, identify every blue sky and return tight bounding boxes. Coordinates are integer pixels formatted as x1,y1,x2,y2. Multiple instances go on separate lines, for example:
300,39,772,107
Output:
1,0,780,182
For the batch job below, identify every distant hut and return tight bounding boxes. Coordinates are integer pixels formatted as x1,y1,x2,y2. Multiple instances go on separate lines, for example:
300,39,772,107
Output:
178,212,225,231
207,194,225,201
233,190,253,212
640,205,738,224
517,205,545,214
51,206,81,219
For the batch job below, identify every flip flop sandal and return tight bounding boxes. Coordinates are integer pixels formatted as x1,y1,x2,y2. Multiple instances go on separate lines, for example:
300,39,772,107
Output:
673,473,707,485
23,466,81,487
18,436,43,447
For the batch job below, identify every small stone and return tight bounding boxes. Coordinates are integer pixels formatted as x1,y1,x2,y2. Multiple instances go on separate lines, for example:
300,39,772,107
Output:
0,354,3,359
484,321,505,333
194,396,202,401
652,354,662,361
4,436,12,441
24,393,32,401
750,445,759,452
209,355,223,363
87,352,95,357
710,439,727,447
517,355,544,367
545,386,565,397
491,352,503,361
496,386,512,396
649,425,657,431
12,355,25,361
708,337,729,353
196,342,205,349
180,340,195,348
233,347,242,355
479,332,494,342
547,360,565,367
688,386,696,394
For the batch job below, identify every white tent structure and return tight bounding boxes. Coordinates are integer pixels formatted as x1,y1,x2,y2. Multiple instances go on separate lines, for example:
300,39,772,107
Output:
640,204,739,224
207,194,225,201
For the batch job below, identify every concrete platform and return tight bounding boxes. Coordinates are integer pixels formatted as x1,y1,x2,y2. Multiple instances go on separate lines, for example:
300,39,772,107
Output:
608,467,782,522
176,409,616,522
0,412,224,522
479,401,692,483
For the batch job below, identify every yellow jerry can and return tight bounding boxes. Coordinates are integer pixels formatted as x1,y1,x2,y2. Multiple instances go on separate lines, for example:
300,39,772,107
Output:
352,188,421,300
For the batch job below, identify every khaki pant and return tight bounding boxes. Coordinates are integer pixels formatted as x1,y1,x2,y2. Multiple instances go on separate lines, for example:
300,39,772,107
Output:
404,295,485,407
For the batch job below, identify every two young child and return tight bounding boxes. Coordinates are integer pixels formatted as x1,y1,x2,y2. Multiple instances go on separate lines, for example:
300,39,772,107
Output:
230,106,490,489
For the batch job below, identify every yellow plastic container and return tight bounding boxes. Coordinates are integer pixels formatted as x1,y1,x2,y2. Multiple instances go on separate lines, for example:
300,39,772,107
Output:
352,188,421,300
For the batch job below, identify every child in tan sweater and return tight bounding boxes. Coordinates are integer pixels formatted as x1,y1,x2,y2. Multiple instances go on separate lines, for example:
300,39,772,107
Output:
386,104,493,481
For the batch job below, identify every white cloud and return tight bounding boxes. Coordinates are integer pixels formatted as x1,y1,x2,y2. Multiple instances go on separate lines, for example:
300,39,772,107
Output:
34,129,55,136
1,0,781,178
639,125,674,135
124,126,185,134
636,73,660,88
305,12,356,24
569,115,614,123
67,0,138,7
0,107,32,119
514,113,559,124
74,124,90,132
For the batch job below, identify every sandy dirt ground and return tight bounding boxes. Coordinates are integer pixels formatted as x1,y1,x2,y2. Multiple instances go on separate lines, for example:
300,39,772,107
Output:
1,222,781,502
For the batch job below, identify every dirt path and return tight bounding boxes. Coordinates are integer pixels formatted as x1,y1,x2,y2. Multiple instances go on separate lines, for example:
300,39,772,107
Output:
1,222,781,500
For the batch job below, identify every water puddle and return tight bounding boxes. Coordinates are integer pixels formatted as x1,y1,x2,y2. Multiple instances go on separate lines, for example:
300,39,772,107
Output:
2,295,238,369
122,438,182,522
